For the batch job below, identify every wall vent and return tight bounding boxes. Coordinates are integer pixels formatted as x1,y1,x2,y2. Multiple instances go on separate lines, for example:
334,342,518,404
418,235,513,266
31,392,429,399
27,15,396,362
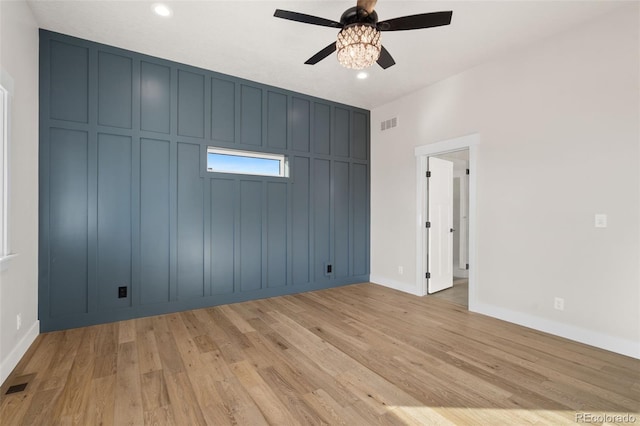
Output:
380,117,398,131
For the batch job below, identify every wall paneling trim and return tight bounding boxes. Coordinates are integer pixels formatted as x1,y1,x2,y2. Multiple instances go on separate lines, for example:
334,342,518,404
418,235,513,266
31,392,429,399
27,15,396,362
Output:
39,30,370,331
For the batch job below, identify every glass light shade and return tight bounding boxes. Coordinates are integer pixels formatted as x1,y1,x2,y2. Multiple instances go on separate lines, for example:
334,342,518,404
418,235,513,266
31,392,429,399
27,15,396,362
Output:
336,25,381,70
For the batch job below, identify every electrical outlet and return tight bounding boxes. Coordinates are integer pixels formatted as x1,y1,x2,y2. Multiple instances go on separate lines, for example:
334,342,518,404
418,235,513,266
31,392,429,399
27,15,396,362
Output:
326,264,332,274
595,214,607,228
16,313,21,331
118,286,128,298
398,266,404,275
554,297,565,311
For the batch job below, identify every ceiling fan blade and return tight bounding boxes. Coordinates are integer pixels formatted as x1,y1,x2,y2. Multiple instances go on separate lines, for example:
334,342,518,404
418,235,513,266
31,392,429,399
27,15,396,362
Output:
304,42,337,65
357,0,377,14
378,11,452,31
377,46,396,69
274,9,342,28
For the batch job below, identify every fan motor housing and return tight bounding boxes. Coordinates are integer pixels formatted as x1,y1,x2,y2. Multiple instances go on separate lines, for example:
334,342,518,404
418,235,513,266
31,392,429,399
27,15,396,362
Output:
340,7,378,26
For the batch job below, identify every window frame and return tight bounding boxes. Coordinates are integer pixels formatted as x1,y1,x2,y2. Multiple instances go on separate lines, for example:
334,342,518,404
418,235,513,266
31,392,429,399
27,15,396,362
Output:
206,146,289,178
0,83,9,259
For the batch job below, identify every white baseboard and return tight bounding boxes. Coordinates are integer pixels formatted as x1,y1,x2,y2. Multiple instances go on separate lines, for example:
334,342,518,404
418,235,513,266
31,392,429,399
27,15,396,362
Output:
472,302,640,360
369,277,638,359
370,275,423,296
1,320,40,385
453,268,468,279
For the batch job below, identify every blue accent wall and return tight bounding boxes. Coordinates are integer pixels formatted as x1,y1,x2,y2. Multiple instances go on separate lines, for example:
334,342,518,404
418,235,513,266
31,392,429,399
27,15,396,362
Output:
38,30,370,331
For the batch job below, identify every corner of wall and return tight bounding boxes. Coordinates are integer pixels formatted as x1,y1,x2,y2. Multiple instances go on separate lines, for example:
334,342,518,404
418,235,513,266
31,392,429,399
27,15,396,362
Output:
369,275,422,296
0,320,39,385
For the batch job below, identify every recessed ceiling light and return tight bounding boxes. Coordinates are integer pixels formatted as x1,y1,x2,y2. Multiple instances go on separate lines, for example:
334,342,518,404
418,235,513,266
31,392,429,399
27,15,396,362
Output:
356,72,368,80
152,3,172,17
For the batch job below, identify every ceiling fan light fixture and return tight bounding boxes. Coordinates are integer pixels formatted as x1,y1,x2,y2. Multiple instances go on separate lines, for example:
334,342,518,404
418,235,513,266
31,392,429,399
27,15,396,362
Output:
336,24,381,69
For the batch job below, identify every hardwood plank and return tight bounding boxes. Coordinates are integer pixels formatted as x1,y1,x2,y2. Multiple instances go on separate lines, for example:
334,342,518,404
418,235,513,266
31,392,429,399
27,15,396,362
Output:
243,329,316,394
256,365,326,424
140,370,170,412
118,319,136,344
114,341,144,425
19,386,64,425
218,304,256,334
163,371,207,425
53,325,97,424
151,316,186,374
143,406,175,426
165,313,204,371
83,375,116,426
137,330,163,374
202,351,269,425
303,388,361,426
193,334,219,354
93,322,118,356
230,360,299,425
38,329,84,392
204,307,251,365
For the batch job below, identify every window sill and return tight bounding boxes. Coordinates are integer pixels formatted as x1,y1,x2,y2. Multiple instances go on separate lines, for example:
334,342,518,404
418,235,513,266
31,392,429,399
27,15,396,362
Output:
0,253,17,271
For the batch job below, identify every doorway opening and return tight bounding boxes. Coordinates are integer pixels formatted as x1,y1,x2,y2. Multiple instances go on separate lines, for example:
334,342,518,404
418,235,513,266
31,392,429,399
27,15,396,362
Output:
414,134,479,310
429,150,469,306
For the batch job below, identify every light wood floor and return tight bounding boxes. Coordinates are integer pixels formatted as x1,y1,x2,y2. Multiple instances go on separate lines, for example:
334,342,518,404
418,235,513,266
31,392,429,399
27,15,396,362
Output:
1,283,638,425
430,278,469,307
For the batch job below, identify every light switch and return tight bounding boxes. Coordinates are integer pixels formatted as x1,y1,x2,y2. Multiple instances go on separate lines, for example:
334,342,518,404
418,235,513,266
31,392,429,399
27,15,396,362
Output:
595,214,607,228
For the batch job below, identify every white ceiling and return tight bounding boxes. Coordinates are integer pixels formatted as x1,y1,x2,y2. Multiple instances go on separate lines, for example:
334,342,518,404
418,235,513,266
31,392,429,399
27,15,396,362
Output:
27,0,628,109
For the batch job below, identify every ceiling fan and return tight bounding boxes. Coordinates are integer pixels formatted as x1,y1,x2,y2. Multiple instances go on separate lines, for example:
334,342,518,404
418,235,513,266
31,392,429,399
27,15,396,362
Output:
274,0,452,70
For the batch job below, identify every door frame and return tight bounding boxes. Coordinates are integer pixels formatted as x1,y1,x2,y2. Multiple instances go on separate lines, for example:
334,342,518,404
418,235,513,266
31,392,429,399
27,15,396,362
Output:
450,159,469,273
414,133,479,309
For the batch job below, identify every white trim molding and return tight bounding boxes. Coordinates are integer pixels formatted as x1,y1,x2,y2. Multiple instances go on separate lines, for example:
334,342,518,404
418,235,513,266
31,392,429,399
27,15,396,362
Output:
370,275,423,296
0,252,17,272
473,302,640,360
0,83,9,260
414,133,480,157
414,134,480,309
0,320,40,385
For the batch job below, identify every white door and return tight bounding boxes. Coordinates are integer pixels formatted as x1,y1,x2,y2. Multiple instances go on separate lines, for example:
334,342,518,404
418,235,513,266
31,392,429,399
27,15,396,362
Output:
459,172,469,270
427,157,453,294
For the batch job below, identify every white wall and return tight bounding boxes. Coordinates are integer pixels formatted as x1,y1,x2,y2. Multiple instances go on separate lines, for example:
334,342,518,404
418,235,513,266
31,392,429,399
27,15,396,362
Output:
0,0,40,384
371,4,639,358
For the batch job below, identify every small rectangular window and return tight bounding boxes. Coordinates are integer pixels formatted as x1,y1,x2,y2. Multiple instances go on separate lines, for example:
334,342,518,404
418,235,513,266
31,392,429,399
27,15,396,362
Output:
207,147,289,177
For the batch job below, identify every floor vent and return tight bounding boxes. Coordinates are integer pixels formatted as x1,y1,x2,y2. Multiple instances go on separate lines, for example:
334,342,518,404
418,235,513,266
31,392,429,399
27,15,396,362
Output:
5,383,28,394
